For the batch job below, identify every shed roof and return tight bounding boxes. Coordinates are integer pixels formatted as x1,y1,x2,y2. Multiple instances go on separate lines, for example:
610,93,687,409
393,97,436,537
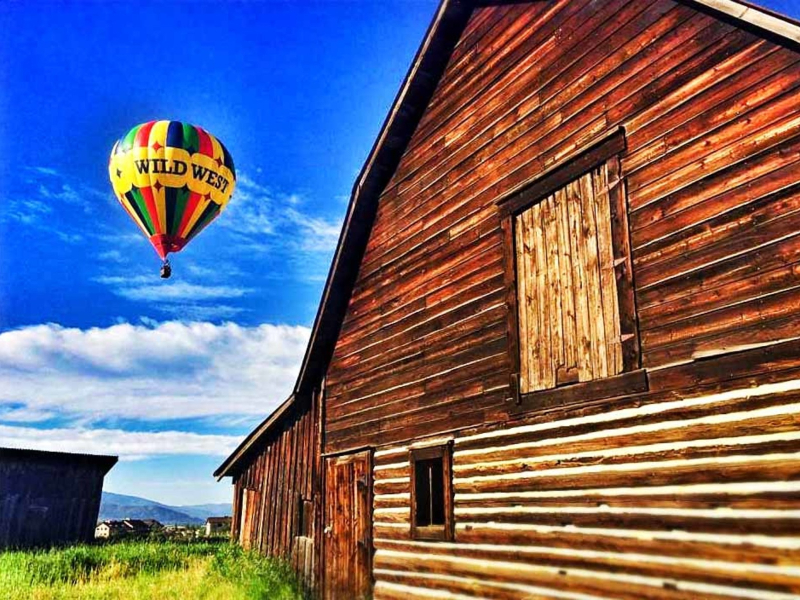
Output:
215,0,800,478
0,446,118,474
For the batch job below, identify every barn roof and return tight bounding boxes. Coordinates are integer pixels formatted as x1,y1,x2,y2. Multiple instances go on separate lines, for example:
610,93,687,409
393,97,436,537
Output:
215,0,800,479
0,447,118,474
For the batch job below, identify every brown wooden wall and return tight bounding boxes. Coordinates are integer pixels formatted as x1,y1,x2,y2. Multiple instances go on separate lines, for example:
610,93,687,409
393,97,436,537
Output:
372,355,800,598
231,394,321,589
324,0,800,456
314,0,800,596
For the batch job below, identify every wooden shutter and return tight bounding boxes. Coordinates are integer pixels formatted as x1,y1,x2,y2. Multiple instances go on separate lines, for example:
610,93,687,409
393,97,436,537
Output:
515,164,623,394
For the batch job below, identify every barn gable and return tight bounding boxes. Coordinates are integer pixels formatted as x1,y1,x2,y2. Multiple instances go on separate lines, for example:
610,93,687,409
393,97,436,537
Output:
323,0,800,453
218,1,800,597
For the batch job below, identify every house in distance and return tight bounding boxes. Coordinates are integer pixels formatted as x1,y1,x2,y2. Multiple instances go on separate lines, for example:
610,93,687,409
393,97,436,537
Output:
94,519,163,539
217,0,800,597
204,516,232,537
94,520,127,539
0,447,117,548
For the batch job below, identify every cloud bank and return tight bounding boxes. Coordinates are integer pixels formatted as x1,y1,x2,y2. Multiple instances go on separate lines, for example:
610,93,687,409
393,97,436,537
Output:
0,424,240,461
0,320,310,422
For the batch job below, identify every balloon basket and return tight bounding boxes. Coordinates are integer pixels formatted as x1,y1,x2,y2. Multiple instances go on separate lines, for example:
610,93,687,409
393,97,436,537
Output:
160,260,172,279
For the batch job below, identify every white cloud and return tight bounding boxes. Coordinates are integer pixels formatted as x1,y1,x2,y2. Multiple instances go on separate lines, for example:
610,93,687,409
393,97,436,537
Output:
112,281,252,303
0,405,56,423
2,168,106,238
155,304,247,321
184,262,243,280
6,199,52,225
93,275,253,308
97,232,148,246
97,249,126,263
221,172,342,254
285,208,340,253
31,167,59,176
221,174,279,236
0,424,240,460
55,231,84,244
36,181,102,214
38,183,83,206
0,321,309,421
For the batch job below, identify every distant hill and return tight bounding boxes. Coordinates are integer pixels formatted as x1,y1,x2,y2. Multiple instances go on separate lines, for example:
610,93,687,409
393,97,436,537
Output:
99,492,231,525
176,503,234,521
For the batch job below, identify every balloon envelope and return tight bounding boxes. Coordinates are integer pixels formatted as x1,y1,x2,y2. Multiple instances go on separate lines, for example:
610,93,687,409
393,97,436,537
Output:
108,120,236,260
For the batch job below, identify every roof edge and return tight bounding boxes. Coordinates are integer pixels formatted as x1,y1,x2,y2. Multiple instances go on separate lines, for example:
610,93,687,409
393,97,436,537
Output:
0,447,118,474
686,0,800,45
214,394,296,479
293,0,474,397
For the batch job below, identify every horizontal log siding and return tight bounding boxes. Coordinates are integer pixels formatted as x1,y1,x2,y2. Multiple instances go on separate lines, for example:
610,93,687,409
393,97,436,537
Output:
231,398,320,589
324,0,800,453
372,369,800,600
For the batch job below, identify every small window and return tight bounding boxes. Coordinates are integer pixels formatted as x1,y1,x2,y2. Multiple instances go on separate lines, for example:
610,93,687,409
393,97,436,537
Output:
410,445,453,541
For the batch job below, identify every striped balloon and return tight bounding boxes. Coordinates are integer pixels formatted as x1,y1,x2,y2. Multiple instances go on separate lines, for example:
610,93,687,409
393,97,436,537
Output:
108,120,236,261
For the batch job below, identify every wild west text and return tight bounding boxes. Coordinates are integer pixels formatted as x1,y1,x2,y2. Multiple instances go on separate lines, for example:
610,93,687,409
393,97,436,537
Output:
133,159,230,193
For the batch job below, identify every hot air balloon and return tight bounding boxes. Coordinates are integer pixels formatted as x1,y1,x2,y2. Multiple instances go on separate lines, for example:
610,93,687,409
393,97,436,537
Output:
108,121,236,278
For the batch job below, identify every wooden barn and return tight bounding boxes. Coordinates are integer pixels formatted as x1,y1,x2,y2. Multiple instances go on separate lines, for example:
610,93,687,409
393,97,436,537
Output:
0,447,117,548
216,0,800,597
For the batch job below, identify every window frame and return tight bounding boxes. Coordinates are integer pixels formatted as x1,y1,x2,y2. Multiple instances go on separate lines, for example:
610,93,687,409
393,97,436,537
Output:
497,129,645,414
409,444,453,541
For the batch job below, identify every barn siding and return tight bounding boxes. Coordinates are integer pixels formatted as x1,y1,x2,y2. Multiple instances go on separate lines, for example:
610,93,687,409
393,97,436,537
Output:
318,0,800,597
230,394,321,589
372,360,800,598
325,0,800,450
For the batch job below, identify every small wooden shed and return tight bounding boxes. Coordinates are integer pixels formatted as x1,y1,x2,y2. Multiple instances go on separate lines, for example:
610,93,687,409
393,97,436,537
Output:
219,0,800,597
0,447,117,548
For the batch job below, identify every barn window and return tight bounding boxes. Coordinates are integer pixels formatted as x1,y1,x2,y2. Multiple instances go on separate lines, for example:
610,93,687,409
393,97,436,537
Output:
499,130,645,411
409,444,452,541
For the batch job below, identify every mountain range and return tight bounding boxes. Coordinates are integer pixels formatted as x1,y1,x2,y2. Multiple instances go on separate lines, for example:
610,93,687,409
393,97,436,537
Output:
99,491,231,525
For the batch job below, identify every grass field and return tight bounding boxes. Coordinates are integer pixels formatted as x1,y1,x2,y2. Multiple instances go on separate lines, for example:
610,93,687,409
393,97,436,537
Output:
0,539,304,599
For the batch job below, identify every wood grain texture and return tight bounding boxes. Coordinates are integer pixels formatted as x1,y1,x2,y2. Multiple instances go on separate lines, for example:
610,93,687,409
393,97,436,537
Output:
514,166,624,393
325,0,800,451
315,0,800,596
323,450,372,600
230,394,321,589
372,367,800,598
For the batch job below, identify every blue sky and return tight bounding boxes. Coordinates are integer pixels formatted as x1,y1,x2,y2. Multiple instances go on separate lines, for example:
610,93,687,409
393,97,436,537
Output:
0,0,437,505
1,0,799,506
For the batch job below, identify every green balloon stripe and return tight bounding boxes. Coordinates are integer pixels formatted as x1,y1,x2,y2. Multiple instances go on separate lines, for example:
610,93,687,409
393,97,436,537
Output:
131,187,155,235
182,123,199,154
121,124,142,152
186,203,220,242
171,187,191,236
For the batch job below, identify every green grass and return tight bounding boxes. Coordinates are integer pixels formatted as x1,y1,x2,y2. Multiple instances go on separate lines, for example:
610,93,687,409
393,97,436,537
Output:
0,539,303,600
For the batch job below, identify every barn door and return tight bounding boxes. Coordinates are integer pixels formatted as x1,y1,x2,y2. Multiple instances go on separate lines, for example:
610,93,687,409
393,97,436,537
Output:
323,450,372,600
